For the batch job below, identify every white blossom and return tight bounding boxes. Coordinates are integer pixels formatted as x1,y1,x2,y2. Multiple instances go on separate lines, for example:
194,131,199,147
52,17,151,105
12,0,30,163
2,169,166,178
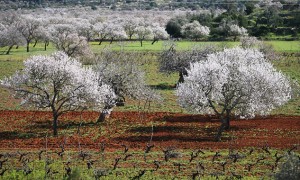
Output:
259,0,283,9
240,36,259,49
151,24,169,44
229,24,248,41
1,52,115,135
107,23,128,42
0,23,25,54
176,47,291,140
181,21,210,40
177,47,291,117
50,24,93,58
135,25,153,47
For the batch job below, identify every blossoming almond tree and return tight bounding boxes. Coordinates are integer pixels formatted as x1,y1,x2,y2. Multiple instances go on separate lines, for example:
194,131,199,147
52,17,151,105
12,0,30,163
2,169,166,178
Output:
1,52,115,136
176,47,291,141
15,16,41,52
107,24,128,44
94,22,110,45
50,24,93,59
135,25,153,47
159,42,219,84
181,21,210,41
228,24,248,41
94,49,160,122
151,24,169,44
0,22,25,54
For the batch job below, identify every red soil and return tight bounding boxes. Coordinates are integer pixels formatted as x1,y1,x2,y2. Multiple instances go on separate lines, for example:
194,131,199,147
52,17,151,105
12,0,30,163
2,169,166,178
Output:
0,110,299,150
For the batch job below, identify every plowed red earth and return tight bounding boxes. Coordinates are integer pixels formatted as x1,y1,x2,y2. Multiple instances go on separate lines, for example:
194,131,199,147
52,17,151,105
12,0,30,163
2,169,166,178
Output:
0,110,299,150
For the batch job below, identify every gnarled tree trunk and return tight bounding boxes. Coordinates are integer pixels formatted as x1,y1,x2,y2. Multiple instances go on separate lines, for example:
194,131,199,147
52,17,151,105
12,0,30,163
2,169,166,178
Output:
97,106,113,123
6,45,13,55
99,39,104,45
26,41,30,52
151,39,158,45
215,112,230,141
178,70,188,85
52,112,59,136
33,40,38,47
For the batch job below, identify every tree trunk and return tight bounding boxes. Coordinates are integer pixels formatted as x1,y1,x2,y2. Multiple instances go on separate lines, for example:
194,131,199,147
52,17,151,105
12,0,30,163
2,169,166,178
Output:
44,42,47,51
6,45,13,55
140,40,143,47
97,112,106,123
178,70,188,84
178,71,185,84
97,107,112,123
129,34,132,40
33,40,38,47
215,119,227,142
26,42,30,52
224,110,230,130
151,39,157,45
215,113,230,141
110,38,113,44
53,114,58,136
99,39,103,45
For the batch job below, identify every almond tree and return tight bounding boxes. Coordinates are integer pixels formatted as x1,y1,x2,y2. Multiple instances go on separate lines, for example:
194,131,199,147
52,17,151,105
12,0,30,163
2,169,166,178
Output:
240,36,279,61
107,24,127,44
74,19,95,42
123,18,140,40
50,24,93,58
34,19,52,51
176,47,291,141
181,21,210,41
1,52,115,136
15,16,41,52
151,24,169,44
94,22,110,45
94,49,160,122
135,25,153,47
0,23,25,54
228,24,248,41
240,36,259,49
159,42,219,84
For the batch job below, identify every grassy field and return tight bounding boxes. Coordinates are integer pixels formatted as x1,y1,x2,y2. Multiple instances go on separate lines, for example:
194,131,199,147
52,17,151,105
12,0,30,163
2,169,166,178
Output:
89,40,300,52
0,40,300,114
0,40,299,179
0,40,297,60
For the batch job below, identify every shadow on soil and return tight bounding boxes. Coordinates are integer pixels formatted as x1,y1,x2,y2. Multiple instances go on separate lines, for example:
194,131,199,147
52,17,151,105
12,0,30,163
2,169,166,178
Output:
162,114,220,123
0,131,37,140
115,134,217,142
114,124,223,143
0,120,99,140
28,120,97,130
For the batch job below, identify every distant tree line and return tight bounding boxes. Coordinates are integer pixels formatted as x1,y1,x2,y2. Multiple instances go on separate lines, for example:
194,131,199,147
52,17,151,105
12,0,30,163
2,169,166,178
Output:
166,0,300,40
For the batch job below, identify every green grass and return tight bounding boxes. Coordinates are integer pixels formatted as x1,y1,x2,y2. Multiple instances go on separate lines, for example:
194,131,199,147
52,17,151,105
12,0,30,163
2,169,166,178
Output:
265,41,300,52
272,58,300,115
91,40,299,52
0,40,299,114
90,40,239,52
0,43,56,61
0,40,298,60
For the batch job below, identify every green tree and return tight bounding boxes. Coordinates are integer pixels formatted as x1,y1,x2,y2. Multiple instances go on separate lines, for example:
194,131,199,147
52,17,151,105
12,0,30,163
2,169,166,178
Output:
165,16,188,38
